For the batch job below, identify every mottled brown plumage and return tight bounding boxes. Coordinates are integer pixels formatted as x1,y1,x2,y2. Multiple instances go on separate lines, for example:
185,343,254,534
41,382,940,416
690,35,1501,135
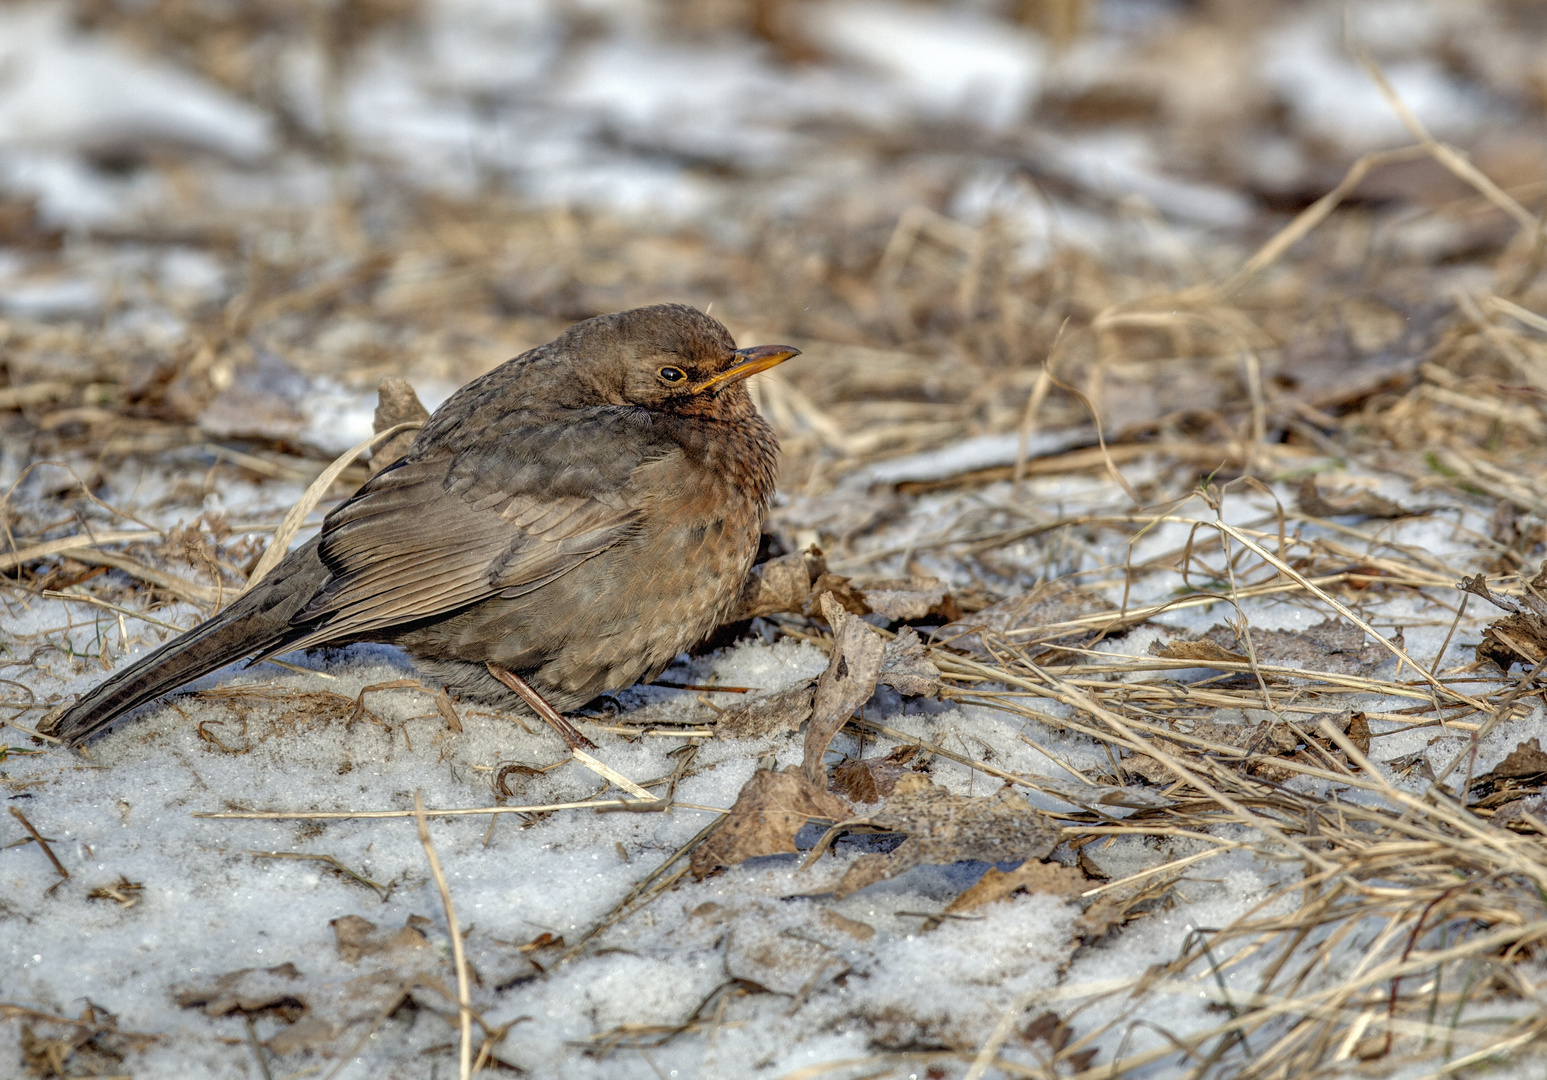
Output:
50,304,798,746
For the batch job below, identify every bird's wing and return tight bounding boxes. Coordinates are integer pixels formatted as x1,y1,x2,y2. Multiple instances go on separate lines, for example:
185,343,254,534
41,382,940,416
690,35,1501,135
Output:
268,407,667,652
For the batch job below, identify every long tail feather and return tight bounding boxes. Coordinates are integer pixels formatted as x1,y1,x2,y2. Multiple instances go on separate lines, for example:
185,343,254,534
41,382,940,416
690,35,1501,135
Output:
47,538,331,746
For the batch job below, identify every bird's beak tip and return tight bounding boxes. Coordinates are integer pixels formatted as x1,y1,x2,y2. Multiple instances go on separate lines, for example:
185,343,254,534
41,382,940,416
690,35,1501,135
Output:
692,343,801,393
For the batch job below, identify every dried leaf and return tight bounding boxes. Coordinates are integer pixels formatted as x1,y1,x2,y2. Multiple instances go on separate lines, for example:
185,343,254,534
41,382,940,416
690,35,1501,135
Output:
830,745,919,804
1489,793,1547,829
937,582,1115,654
1478,612,1547,670
850,575,949,620
803,593,885,784
691,768,851,877
730,548,820,621
808,574,871,616
1194,618,1392,676
833,775,1059,898
717,681,816,739
879,625,941,696
1347,711,1372,755
173,964,305,1017
331,914,430,963
265,1016,336,1055
944,861,1089,914
1297,475,1414,519
818,909,875,941
1150,639,1248,663
1483,739,1547,781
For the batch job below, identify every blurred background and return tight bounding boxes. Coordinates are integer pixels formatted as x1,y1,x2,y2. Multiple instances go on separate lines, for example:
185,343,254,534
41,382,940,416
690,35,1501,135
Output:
1,0,1545,540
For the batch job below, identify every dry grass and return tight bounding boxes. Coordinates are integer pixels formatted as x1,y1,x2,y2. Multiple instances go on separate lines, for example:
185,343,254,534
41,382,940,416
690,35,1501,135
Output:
8,5,1547,1077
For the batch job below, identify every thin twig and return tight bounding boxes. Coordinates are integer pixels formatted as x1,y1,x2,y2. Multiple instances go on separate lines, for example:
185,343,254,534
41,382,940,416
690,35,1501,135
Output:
414,790,473,1080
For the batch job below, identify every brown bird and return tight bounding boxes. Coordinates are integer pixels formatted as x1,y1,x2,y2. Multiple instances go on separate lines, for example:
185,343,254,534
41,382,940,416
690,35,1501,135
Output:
49,304,798,747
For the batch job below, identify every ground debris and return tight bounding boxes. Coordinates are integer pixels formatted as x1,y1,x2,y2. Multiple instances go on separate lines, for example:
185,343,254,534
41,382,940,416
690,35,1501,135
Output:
831,744,921,804
944,861,1089,914
729,546,829,621
369,377,430,476
847,574,951,620
331,913,431,963
937,582,1116,654
833,775,1059,898
690,769,850,878
803,593,885,784
878,625,940,696
716,681,816,739
1124,711,1367,785
1466,563,1547,669
1296,475,1415,519
173,963,307,1019
1471,738,1547,818
726,927,844,996
1156,618,1393,676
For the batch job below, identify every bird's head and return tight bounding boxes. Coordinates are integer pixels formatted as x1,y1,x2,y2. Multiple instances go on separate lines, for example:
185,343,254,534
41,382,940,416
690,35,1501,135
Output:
562,303,800,418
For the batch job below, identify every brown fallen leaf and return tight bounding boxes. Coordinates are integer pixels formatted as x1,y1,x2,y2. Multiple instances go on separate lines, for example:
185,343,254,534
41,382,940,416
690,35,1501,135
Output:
849,575,949,620
1488,739,1547,780
808,573,871,616
944,861,1089,914
833,775,1060,898
936,582,1116,654
1185,618,1393,676
331,914,431,963
1490,793,1547,830
830,744,920,804
818,909,876,941
879,626,941,697
1150,639,1248,663
803,593,885,785
729,547,826,621
691,768,851,877
1297,475,1413,519
716,681,816,739
173,964,306,1018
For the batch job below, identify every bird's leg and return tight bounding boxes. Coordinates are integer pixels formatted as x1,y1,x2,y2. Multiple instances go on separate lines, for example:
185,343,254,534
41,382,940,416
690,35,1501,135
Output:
485,663,598,751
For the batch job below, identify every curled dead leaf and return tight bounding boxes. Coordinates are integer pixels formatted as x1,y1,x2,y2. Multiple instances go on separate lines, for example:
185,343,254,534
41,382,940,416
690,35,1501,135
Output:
691,768,851,877
802,593,885,785
848,575,949,620
716,681,816,739
730,547,823,621
368,377,429,477
879,625,941,697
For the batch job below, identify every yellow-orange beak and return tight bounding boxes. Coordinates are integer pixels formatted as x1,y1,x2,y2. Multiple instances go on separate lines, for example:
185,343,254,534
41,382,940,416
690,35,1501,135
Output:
690,344,801,394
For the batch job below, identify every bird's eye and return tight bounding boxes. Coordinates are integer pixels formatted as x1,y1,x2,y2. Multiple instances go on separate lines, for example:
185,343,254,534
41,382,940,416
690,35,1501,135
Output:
658,366,687,384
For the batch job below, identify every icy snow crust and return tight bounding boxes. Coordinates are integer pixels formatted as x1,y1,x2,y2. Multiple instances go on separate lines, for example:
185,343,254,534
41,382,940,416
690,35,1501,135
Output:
5,463,1543,1077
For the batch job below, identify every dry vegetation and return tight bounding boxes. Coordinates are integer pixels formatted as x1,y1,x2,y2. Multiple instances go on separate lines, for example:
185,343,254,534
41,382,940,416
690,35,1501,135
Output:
10,1,1547,1077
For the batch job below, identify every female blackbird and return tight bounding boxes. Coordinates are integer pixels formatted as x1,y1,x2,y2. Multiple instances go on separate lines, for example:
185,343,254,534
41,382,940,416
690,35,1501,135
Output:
50,304,798,746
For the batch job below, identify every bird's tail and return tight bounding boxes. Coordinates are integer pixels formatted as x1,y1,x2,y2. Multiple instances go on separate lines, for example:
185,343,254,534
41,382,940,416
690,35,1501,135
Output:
46,538,331,746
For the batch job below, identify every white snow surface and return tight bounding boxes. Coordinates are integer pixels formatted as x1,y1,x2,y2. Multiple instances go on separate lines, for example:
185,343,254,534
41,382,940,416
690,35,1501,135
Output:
4,452,1542,1076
